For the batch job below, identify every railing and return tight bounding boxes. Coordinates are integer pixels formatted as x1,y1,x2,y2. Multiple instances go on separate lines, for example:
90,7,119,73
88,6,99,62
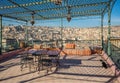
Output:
1,39,101,54
110,38,120,69
2,43,20,52
63,39,101,47
27,39,101,48
2,38,20,53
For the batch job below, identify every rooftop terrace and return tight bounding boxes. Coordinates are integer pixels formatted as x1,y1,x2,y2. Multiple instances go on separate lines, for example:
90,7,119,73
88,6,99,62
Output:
0,0,120,83
0,54,119,83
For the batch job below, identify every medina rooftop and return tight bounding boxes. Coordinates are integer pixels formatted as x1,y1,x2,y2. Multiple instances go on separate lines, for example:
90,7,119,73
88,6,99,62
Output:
0,0,120,83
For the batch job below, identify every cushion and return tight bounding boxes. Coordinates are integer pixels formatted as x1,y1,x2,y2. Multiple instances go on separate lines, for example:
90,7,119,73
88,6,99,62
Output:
24,47,32,51
33,44,42,50
65,43,75,49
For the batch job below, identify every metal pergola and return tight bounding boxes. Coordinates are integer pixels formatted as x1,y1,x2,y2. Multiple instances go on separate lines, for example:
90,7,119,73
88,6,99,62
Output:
0,0,116,55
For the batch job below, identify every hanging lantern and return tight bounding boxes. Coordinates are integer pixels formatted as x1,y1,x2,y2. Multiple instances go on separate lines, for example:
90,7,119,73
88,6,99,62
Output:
30,20,35,26
30,12,35,26
67,6,71,22
67,13,71,22
51,0,62,5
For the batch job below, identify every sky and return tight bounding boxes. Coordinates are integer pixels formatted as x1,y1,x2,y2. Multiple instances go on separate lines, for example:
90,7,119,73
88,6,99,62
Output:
2,0,120,28
111,0,120,26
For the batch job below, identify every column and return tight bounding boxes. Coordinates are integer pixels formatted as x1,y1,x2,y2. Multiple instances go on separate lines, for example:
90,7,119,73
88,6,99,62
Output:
61,18,63,47
0,15,2,55
25,22,28,47
107,3,111,56
101,14,104,49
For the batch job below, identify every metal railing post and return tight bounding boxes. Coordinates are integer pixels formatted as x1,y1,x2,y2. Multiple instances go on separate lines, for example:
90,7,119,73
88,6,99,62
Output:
107,2,111,56
0,15,2,55
101,14,104,49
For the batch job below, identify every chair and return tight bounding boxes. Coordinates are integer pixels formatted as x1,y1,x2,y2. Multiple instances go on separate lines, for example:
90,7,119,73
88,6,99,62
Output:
37,48,61,73
48,54,60,67
47,49,61,71
20,51,34,71
38,55,52,73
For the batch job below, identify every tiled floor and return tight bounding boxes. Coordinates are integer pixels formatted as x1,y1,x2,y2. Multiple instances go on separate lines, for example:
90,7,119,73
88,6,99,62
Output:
0,54,119,83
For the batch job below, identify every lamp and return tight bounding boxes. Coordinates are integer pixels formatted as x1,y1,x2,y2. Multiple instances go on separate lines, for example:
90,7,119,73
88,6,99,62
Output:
51,0,62,5
67,6,71,22
30,20,35,26
30,12,35,26
67,13,71,22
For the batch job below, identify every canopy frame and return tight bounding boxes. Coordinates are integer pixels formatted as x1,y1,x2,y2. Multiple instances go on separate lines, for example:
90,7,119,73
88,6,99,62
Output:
0,0,116,55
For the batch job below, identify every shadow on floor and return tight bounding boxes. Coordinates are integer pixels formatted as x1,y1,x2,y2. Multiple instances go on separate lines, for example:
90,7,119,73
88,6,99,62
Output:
0,71,36,81
0,62,20,72
18,70,115,83
1,55,118,83
19,73,53,83
0,54,21,72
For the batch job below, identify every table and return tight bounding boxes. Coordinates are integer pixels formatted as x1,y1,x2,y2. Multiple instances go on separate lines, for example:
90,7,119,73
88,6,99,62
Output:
33,49,60,72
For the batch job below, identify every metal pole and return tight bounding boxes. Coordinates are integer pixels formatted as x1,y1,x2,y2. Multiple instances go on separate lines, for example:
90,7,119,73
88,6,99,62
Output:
101,14,104,49
61,18,63,47
107,3,111,56
25,22,28,47
0,15,2,55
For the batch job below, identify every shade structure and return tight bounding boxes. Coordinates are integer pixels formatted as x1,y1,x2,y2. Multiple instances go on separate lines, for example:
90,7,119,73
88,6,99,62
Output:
0,0,116,22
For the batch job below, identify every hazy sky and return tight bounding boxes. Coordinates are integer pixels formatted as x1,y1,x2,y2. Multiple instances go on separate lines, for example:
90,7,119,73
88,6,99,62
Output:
2,0,120,28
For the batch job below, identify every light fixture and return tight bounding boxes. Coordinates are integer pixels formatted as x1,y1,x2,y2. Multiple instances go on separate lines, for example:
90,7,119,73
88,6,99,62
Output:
67,6,71,22
67,13,71,22
30,11,35,26
51,0,62,5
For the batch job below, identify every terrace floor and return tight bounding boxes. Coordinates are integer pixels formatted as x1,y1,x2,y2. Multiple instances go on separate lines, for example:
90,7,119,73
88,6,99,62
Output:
0,54,119,83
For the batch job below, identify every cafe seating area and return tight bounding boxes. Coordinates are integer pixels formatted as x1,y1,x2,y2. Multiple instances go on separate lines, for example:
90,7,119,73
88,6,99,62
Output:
0,41,119,83
0,0,119,83
19,45,61,73
30,43,92,56
11,42,104,75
